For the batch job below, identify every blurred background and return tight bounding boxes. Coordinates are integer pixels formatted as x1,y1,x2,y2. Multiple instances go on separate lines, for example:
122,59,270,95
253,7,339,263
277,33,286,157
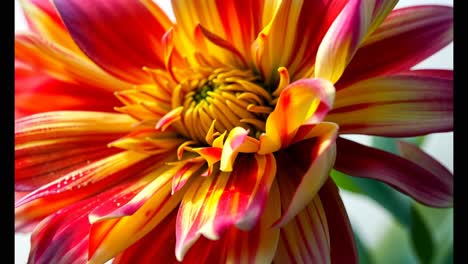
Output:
14,0,453,263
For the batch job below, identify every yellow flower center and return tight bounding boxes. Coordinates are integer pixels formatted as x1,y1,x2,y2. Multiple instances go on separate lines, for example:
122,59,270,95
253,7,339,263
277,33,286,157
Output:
171,67,274,144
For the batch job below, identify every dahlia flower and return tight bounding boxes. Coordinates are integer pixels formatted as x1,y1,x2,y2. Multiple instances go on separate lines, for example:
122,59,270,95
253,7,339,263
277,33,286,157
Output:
15,0,453,263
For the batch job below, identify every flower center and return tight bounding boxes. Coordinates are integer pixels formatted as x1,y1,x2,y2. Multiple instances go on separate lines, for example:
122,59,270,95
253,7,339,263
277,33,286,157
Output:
171,67,273,144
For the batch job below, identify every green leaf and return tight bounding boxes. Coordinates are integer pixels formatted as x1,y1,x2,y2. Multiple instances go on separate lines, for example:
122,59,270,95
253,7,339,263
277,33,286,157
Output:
410,204,435,263
331,169,364,194
373,221,418,264
354,231,374,264
333,169,412,228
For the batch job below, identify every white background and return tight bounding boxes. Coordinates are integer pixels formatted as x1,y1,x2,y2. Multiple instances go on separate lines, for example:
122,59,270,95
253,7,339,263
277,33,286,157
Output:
14,0,453,263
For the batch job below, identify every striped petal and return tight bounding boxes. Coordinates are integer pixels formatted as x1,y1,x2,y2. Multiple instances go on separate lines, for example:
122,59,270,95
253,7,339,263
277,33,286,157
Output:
259,78,335,154
326,70,453,136
16,150,157,208
88,154,197,223
15,34,132,93
220,126,259,172
53,0,172,83
15,111,136,189
175,153,276,260
274,192,330,263
27,184,129,264
171,0,271,66
253,0,347,83
334,137,453,207
274,135,336,227
181,178,281,263
19,0,84,54
319,179,358,263
112,209,180,264
15,111,136,145
315,0,398,84
15,61,121,117
87,177,185,264
338,5,454,87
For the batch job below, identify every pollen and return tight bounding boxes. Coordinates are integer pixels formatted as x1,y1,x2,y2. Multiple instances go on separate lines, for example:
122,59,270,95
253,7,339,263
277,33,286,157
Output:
171,67,274,144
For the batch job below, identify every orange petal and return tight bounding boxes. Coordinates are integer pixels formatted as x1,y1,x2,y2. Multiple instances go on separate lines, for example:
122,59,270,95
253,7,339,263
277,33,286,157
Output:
259,78,335,154
15,34,132,92
253,0,347,83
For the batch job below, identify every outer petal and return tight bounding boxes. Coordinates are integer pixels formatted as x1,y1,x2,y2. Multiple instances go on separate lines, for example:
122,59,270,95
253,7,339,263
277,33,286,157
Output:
15,61,121,117
326,70,453,136
87,176,186,264
315,0,398,84
16,150,156,208
27,184,130,264
182,179,281,263
334,137,453,207
19,0,84,54
112,210,180,264
15,34,132,92
259,78,335,154
273,191,331,263
89,154,195,223
175,153,276,260
318,179,358,263
15,111,136,145
274,135,337,227
53,0,172,83
15,111,136,187
338,5,453,87
115,181,281,264
253,0,347,83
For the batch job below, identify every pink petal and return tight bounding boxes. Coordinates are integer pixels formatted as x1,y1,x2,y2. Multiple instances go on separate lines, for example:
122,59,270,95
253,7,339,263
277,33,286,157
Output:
315,0,398,84
338,5,453,87
334,137,453,207
52,0,172,83
327,70,453,136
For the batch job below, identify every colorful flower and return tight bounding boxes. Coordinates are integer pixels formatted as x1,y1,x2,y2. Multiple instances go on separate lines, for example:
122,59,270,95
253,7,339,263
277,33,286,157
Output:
15,0,453,263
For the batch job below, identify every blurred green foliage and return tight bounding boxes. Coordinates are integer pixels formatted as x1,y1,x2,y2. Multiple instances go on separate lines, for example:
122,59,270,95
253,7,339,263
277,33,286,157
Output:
333,136,453,264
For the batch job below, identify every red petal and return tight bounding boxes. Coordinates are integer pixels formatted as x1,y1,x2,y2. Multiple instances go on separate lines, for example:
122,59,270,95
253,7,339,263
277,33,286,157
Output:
15,63,120,118
273,191,331,263
338,5,453,87
318,179,358,263
112,209,179,264
175,153,276,260
274,137,336,227
53,0,172,83
27,184,128,264
334,137,453,207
